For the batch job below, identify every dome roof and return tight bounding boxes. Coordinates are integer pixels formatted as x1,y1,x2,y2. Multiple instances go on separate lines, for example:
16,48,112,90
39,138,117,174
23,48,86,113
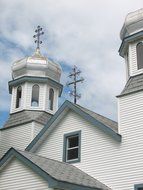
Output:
120,8,143,40
12,48,62,82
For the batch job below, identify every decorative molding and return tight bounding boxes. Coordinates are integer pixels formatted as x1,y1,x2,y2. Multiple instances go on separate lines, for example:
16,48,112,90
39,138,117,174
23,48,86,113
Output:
8,76,63,97
119,30,143,57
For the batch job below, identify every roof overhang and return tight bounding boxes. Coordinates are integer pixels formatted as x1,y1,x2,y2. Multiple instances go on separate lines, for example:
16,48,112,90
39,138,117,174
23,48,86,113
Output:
8,76,63,97
0,148,108,190
26,101,121,152
119,30,143,58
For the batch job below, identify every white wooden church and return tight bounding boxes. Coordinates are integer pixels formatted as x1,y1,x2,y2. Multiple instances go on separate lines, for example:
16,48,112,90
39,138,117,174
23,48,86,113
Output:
1,8,143,190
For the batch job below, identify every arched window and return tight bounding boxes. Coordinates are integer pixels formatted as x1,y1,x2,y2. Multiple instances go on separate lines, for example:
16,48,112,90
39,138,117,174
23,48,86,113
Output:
31,85,39,107
48,88,54,110
16,86,22,108
137,42,143,69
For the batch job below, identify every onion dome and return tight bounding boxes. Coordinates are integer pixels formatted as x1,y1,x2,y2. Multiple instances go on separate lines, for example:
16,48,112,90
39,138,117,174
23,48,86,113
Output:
120,8,143,40
12,48,62,83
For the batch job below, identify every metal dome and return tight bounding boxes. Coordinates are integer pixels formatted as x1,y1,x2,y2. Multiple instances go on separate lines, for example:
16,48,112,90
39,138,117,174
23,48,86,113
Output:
12,48,62,83
120,8,143,40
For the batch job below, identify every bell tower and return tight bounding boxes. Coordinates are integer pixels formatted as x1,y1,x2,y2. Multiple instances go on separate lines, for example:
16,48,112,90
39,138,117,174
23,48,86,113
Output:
0,26,63,157
9,26,62,115
117,9,143,134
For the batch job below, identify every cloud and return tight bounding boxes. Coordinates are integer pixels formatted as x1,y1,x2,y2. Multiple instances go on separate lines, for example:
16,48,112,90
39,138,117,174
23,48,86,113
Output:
0,0,143,123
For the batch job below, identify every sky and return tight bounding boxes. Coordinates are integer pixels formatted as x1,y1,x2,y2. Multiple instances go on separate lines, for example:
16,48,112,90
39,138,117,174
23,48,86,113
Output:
0,0,143,127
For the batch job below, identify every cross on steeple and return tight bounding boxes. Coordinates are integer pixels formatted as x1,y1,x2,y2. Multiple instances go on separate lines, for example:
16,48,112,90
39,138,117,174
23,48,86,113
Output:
33,26,44,49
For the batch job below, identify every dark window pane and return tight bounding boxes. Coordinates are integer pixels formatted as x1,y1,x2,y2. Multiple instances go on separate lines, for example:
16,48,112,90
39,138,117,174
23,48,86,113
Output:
68,136,78,148
16,86,22,108
67,148,78,160
137,42,143,69
49,88,54,110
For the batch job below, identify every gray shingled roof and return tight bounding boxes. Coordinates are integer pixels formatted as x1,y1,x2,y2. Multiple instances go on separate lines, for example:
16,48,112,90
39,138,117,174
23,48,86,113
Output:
17,149,111,190
75,104,118,133
2,110,52,129
118,73,143,97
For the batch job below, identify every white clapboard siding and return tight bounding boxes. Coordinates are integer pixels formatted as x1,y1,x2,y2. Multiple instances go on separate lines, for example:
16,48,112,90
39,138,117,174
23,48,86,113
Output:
0,122,44,158
0,158,51,190
33,122,44,139
117,91,143,189
36,110,119,190
0,123,32,158
129,41,143,76
36,105,143,190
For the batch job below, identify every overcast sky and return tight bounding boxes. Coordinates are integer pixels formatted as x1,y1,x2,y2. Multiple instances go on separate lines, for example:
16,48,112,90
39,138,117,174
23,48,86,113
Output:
0,0,143,126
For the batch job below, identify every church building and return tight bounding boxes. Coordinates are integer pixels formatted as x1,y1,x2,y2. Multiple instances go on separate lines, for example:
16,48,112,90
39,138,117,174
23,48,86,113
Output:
1,8,143,190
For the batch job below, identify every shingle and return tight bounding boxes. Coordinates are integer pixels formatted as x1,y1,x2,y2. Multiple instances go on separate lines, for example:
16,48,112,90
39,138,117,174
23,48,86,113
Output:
74,104,118,133
2,110,52,129
17,149,111,190
118,73,143,97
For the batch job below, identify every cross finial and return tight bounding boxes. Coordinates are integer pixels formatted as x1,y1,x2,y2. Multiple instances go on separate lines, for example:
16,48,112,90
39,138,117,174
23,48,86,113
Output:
67,65,84,104
33,26,44,49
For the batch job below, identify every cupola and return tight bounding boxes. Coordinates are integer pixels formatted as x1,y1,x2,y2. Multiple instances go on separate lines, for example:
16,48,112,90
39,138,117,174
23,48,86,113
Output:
119,9,143,79
9,26,63,115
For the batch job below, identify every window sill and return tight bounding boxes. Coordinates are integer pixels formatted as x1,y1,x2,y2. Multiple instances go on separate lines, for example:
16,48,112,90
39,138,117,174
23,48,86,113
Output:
65,158,80,164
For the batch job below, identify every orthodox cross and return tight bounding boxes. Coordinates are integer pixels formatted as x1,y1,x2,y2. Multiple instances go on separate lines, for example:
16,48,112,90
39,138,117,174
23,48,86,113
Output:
67,65,84,104
33,26,44,49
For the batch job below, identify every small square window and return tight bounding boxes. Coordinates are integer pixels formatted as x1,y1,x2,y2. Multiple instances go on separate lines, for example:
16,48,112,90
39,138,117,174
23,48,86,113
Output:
63,131,81,163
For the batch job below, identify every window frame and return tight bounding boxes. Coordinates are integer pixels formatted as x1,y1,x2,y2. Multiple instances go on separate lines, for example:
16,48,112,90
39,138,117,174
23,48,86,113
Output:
136,42,143,70
31,84,40,107
63,130,81,164
48,88,54,111
135,184,143,190
16,86,22,108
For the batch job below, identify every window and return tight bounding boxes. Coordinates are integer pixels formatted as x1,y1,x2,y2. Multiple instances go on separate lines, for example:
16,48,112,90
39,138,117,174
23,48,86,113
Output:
136,42,143,69
63,131,81,163
16,86,22,108
135,184,143,190
48,88,54,110
31,85,39,107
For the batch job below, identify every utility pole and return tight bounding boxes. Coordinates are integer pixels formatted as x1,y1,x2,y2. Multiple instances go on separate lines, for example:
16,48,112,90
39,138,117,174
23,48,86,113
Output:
67,65,84,104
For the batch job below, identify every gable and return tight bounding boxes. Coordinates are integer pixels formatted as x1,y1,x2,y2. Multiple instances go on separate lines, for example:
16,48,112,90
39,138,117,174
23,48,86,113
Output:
0,157,50,190
35,110,121,163
0,148,112,190
26,101,121,152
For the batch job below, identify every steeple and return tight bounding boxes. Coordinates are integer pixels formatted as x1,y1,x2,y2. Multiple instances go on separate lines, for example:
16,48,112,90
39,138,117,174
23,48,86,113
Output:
9,26,63,115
